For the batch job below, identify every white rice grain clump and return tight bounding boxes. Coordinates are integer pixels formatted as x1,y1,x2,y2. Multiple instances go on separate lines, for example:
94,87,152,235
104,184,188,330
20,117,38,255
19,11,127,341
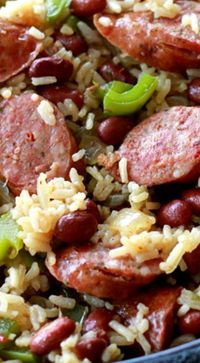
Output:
11,169,87,255
178,285,200,317
0,0,46,27
109,303,151,354
37,100,56,126
182,13,199,34
106,0,180,18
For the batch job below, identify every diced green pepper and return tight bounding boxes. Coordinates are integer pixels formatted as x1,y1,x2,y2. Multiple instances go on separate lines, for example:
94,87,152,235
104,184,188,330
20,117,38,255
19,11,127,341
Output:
0,213,23,262
65,14,79,30
63,304,88,324
103,73,158,116
0,319,20,350
0,348,39,363
46,0,71,23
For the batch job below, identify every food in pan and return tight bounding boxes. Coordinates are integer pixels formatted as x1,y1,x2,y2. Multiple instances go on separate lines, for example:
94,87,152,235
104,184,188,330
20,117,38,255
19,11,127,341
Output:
1,0,200,362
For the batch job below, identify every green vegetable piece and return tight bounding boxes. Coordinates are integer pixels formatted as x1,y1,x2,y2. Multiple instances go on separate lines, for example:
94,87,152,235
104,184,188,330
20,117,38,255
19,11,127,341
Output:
65,14,79,30
0,319,20,337
46,0,71,23
0,348,39,363
0,319,21,350
64,304,88,324
0,213,23,262
103,73,158,116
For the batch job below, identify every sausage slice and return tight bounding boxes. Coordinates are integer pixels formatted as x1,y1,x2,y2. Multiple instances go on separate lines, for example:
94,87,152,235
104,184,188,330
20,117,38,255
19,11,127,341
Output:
46,243,161,300
0,20,42,83
0,93,80,195
101,106,200,186
94,1,200,72
116,286,181,351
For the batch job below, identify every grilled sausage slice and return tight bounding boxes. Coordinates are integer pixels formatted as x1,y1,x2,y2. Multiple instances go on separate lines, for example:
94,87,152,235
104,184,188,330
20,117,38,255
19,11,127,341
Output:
0,93,82,195
116,286,181,351
0,20,42,83
100,107,200,186
94,1,200,72
46,243,161,300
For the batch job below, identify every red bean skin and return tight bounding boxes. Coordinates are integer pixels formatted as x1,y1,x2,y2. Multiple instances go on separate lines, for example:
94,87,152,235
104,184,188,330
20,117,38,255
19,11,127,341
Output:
30,317,75,355
75,335,108,362
98,62,135,84
178,310,200,335
39,85,84,109
157,199,192,227
97,117,134,146
83,308,114,334
86,199,101,223
29,56,73,82
71,0,107,17
188,79,200,104
182,188,200,215
54,211,98,244
55,34,88,56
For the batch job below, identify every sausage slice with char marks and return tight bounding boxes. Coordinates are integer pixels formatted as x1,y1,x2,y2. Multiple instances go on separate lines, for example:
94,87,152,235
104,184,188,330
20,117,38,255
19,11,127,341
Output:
116,286,181,351
100,106,200,186
94,1,200,72
46,243,161,300
0,20,42,83
0,93,81,195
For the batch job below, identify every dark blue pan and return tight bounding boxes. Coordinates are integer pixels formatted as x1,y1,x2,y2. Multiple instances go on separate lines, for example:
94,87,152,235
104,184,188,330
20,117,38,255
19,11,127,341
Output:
121,339,200,363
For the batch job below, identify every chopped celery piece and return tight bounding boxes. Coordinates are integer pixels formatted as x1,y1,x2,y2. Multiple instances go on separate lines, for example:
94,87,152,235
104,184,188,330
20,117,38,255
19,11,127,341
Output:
103,73,158,116
0,348,39,363
46,0,71,23
0,213,23,262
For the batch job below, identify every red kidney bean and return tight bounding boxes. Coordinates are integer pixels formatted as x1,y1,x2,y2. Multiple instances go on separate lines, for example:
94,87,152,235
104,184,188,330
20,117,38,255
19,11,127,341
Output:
97,117,134,146
71,0,107,17
39,85,84,109
188,79,200,104
83,308,114,334
178,310,200,335
75,334,108,362
86,199,101,223
98,62,135,84
30,317,75,355
55,33,88,56
182,188,200,215
54,210,98,244
157,199,192,227
29,56,73,83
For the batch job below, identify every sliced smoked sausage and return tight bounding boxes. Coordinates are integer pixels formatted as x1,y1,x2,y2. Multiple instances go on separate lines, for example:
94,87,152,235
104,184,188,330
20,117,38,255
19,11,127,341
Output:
46,243,161,300
94,1,200,72
0,20,42,83
102,106,200,186
0,93,80,195
116,286,181,351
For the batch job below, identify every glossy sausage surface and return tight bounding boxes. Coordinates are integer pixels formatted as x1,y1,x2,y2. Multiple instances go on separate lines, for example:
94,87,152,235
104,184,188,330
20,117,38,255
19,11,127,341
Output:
94,1,200,72
46,243,161,300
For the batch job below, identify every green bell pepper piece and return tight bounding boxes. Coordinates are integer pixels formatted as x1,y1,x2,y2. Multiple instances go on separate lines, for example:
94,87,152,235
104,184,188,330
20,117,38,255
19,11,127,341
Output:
0,348,39,363
0,213,23,262
103,73,158,116
46,0,71,23
65,14,79,30
0,319,20,350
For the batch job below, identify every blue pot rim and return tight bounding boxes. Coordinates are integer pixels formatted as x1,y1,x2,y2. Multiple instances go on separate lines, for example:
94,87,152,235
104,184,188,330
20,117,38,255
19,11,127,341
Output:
120,338,200,362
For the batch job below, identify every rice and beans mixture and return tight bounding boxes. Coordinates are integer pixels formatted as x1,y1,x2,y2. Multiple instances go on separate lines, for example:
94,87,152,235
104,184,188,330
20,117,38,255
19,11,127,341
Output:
1,0,200,362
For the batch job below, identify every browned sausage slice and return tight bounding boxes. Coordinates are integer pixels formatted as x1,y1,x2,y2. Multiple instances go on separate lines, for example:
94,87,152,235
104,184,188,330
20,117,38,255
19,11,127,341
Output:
94,1,200,72
116,286,181,351
102,106,200,186
0,20,42,83
46,243,161,300
0,93,80,195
